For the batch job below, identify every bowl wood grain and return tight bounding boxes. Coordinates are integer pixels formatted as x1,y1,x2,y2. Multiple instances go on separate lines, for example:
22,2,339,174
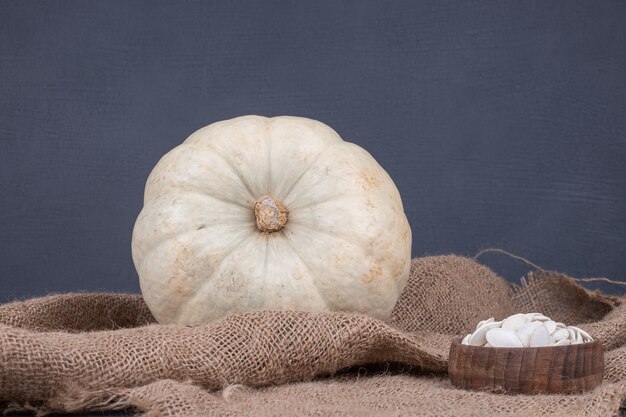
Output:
448,338,604,394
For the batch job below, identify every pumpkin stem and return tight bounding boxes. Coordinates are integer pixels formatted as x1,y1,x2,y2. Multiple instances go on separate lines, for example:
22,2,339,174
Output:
254,195,288,233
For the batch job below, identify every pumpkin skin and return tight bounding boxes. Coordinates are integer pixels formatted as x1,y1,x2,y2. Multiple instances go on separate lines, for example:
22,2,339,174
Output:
132,115,412,324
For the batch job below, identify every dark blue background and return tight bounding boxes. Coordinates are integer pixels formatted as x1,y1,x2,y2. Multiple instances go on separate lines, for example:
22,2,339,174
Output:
1,0,625,301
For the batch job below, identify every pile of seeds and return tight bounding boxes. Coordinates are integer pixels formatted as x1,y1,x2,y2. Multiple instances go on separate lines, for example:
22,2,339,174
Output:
461,313,593,347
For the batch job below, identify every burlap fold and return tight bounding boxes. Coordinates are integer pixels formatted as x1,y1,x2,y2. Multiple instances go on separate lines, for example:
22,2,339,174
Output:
1,255,625,416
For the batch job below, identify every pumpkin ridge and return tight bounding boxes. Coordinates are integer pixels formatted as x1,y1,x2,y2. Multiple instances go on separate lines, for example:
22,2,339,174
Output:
169,232,255,324
137,224,254,274
186,189,251,210
137,226,254,320
206,142,258,202
133,191,253,262
262,238,269,296
142,143,253,207
286,221,364,250
280,141,340,201
277,231,329,310
288,192,362,212
156,188,251,210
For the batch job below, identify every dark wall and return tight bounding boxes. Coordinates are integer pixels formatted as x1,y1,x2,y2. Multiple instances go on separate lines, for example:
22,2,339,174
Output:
1,1,625,301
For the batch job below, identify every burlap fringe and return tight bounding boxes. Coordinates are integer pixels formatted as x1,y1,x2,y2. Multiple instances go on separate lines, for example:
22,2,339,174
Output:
475,247,623,307
6,388,133,417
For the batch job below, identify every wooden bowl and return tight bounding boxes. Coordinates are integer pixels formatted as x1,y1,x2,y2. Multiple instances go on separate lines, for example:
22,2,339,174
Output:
448,338,604,394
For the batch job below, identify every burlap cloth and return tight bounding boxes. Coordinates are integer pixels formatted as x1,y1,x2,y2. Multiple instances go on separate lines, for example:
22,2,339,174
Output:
2,255,626,416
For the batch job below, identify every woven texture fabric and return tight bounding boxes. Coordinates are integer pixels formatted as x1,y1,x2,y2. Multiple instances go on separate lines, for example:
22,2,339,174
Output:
1,255,625,416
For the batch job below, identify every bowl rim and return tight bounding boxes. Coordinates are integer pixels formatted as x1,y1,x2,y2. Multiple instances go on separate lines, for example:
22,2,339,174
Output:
451,336,603,351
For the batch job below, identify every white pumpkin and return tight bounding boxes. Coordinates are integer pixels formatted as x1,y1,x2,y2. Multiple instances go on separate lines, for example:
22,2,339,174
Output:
132,115,412,324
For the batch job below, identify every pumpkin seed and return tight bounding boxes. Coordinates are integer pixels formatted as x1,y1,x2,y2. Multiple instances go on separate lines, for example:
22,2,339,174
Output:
485,328,523,348
461,313,594,347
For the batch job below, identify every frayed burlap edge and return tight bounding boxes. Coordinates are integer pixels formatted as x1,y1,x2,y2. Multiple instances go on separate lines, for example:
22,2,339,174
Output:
510,270,621,325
